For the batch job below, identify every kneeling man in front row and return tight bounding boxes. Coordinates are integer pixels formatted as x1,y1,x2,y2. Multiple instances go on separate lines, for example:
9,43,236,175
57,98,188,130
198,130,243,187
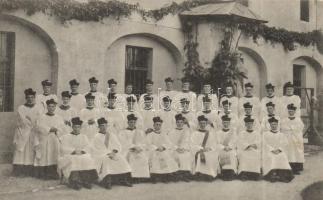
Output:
91,117,132,189
58,117,98,190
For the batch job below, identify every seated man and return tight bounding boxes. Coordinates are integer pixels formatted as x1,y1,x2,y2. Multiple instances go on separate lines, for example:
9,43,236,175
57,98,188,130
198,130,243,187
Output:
262,117,294,183
168,114,192,182
237,116,261,181
146,117,179,183
118,114,150,183
217,115,238,181
91,118,132,189
58,117,98,190
191,115,219,181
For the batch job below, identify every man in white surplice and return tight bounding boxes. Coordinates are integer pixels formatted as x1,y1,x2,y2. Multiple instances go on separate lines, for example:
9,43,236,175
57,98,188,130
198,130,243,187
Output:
13,88,42,177
168,114,192,182
146,116,179,183
36,80,58,113
58,117,98,190
56,91,77,133
34,98,65,180
118,114,150,183
90,117,132,189
217,115,238,181
237,116,261,181
280,82,301,118
262,117,294,183
238,82,260,118
69,79,85,111
191,115,219,181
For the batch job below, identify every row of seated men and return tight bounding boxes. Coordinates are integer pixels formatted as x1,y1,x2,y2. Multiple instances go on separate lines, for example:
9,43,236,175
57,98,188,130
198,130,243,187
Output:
12,84,304,190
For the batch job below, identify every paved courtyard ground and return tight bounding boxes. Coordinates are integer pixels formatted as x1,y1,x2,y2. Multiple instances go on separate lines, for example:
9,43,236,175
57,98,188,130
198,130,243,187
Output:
0,145,322,200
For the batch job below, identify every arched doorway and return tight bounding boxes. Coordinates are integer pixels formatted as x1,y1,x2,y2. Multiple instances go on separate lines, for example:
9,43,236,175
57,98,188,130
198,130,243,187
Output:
238,47,267,98
105,33,183,95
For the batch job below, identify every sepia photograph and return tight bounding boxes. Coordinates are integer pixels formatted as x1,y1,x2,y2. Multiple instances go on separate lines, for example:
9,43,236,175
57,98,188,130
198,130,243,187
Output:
0,0,323,199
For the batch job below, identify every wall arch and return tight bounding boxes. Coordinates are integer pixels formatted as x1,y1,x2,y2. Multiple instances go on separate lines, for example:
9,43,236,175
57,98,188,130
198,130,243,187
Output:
238,46,268,98
105,33,184,93
0,14,59,94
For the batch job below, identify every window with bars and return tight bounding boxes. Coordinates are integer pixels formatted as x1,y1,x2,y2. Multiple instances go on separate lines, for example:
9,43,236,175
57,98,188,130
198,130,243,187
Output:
125,45,152,95
293,64,306,109
0,32,15,112
300,0,309,22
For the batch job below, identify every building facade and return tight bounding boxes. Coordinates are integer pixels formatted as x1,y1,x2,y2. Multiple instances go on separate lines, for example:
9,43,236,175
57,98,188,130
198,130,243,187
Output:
0,0,323,163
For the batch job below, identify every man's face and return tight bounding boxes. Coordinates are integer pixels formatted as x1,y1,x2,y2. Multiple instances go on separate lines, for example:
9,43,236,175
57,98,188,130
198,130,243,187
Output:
288,109,296,116
245,122,254,130
25,95,35,104
62,97,70,105
72,124,82,134
244,107,253,115
47,104,56,114
98,124,107,133
198,120,207,130
90,83,98,91
86,99,95,107
222,120,230,129
226,87,233,96
270,122,278,131
109,84,117,93
286,87,294,96
166,82,173,90
223,104,230,112
153,122,162,131
163,101,171,110
176,119,184,129
266,88,274,97
267,106,275,115
125,85,133,94
245,87,253,96
181,102,189,111
71,85,78,93
182,82,190,91
146,84,153,93
144,101,153,109
203,85,211,94
43,86,51,94
128,120,136,129
108,98,116,107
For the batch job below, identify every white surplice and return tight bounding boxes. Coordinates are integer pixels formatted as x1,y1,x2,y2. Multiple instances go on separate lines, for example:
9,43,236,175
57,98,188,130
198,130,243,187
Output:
217,129,238,173
196,94,219,112
70,93,86,111
238,96,260,118
280,95,301,118
13,104,43,165
79,107,101,141
36,94,58,113
260,96,282,119
118,128,150,178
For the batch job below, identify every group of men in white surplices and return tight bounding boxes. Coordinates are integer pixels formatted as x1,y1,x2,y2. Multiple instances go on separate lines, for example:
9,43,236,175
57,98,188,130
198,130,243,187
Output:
12,76,305,190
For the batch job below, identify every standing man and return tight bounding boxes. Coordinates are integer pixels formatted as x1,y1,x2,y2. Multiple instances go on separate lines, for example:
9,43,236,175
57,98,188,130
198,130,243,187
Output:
174,77,197,112
124,96,144,130
36,79,58,112
220,84,239,115
281,103,304,175
13,88,43,177
280,82,301,118
196,96,219,131
69,79,85,111
56,91,77,133
260,83,281,119
103,93,126,132
140,95,158,131
217,100,239,131
119,83,139,111
197,81,218,112
86,77,105,109
158,96,177,133
139,79,158,110
238,82,260,118
79,93,101,141
160,77,178,107
34,99,65,180
261,102,281,132
107,79,124,109
179,98,197,131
